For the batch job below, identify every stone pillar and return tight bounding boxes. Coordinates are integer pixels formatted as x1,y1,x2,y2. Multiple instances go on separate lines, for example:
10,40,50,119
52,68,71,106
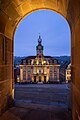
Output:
0,33,14,114
69,0,80,119
71,17,80,120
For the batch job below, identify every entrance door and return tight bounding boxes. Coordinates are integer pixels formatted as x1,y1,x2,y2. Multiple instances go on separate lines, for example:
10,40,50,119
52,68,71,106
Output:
39,76,41,82
34,76,36,82
44,76,46,82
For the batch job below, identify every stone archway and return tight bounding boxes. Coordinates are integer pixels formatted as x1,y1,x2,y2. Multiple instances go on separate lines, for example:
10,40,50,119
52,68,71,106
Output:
0,0,80,119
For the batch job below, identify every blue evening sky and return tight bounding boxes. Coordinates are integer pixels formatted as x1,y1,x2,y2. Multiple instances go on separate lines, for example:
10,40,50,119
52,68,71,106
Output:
14,10,71,57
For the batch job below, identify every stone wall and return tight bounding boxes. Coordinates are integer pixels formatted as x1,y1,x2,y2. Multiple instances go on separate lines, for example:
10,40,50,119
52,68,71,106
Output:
0,33,14,114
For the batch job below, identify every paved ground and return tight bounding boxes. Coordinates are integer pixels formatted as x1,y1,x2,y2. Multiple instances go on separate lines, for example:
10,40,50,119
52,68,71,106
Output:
14,83,71,108
0,83,72,120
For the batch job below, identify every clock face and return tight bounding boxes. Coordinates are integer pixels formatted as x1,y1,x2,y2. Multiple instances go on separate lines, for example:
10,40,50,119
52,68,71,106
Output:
38,46,41,49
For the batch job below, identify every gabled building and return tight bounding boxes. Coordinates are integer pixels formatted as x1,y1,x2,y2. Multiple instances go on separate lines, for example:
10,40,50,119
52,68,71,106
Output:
66,63,71,83
60,62,71,83
19,36,60,83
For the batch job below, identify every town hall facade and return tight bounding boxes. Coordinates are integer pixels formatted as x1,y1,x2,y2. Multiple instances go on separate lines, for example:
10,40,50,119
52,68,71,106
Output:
20,36,60,83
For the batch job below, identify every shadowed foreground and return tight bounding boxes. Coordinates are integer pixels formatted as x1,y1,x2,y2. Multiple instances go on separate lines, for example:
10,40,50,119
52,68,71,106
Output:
0,84,72,120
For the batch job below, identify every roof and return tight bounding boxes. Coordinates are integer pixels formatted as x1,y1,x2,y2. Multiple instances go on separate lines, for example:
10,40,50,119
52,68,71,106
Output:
21,55,57,60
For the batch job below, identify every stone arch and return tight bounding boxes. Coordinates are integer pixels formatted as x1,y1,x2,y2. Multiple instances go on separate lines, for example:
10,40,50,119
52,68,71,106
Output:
13,8,71,37
0,0,80,119
3,0,70,39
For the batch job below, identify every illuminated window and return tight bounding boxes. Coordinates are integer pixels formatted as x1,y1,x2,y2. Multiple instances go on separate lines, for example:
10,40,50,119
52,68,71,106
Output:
33,67,36,74
67,71,71,74
44,67,46,74
44,60,46,65
31,60,34,65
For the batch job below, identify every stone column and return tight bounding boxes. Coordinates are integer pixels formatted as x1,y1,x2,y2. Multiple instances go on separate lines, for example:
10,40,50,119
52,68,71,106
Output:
68,0,80,119
0,33,14,114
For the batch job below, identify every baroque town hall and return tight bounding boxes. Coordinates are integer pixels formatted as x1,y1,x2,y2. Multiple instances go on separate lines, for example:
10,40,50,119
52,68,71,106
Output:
20,36,60,83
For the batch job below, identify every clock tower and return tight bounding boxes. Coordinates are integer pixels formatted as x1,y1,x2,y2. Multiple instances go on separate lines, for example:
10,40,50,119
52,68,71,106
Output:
36,35,44,58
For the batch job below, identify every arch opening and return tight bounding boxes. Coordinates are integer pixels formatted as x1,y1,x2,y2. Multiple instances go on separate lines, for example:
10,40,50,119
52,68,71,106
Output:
14,10,71,119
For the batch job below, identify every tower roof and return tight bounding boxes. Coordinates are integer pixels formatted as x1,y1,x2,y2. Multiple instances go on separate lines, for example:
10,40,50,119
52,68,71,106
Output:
36,35,43,50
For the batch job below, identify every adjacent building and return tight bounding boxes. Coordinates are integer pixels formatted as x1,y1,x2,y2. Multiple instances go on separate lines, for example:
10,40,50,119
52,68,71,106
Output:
19,36,60,83
66,63,71,83
60,63,71,83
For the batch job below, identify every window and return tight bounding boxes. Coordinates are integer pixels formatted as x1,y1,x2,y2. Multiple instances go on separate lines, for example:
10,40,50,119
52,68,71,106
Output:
50,76,52,80
24,66,26,72
54,60,57,64
28,60,30,64
34,60,36,64
44,67,46,74
54,75,57,80
28,75,31,80
67,76,71,80
54,68,57,73
23,71,26,80
67,71,71,74
39,68,42,74
23,60,26,64
39,61,41,64
28,68,31,73
39,56,41,58
31,60,34,65
33,67,36,74
39,69,41,74
50,67,52,72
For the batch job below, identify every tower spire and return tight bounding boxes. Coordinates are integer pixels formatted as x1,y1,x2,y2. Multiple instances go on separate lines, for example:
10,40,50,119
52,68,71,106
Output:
38,33,42,44
39,33,41,39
